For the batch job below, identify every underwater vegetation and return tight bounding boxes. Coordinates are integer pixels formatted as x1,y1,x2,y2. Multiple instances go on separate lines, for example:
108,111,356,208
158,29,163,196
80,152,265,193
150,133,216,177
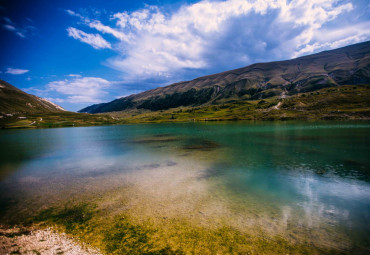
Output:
29,202,342,255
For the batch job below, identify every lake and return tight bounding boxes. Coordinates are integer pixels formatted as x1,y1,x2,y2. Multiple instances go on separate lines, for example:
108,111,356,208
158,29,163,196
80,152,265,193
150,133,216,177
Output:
0,122,369,254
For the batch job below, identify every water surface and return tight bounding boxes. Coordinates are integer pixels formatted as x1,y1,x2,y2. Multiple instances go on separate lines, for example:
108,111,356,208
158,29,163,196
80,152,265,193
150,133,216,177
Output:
0,122,369,253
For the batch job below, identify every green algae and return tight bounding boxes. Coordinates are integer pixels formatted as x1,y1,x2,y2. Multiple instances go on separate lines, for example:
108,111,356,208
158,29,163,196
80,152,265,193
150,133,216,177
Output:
103,217,181,255
30,201,343,255
32,203,94,232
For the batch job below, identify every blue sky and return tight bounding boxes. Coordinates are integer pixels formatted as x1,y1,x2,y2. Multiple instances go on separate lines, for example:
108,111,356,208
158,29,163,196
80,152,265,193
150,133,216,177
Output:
1,0,369,111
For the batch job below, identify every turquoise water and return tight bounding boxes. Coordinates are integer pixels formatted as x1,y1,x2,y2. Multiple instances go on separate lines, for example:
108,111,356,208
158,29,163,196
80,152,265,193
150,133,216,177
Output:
0,122,369,251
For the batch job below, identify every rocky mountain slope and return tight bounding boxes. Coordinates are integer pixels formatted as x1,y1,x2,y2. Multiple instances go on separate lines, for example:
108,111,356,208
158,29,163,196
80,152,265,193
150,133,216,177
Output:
0,80,65,114
80,41,370,113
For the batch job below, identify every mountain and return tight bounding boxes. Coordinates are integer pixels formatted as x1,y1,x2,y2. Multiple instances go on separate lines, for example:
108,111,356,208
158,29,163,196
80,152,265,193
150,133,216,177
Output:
80,41,370,114
0,80,65,114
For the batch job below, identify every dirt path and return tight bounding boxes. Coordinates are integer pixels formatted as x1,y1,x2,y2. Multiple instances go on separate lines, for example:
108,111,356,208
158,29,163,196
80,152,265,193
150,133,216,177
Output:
0,226,101,255
273,101,282,110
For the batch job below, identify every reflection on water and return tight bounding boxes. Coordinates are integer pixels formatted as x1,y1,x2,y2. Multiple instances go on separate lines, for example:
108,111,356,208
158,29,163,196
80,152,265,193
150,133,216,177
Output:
0,122,369,252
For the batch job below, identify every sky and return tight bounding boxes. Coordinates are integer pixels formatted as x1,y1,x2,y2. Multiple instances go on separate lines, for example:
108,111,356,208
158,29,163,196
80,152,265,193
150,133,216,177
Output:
0,0,369,111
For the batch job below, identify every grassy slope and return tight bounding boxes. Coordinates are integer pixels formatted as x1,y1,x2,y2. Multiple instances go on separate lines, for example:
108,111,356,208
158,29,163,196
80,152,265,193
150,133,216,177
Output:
110,85,370,123
1,85,369,129
0,80,63,114
0,111,125,129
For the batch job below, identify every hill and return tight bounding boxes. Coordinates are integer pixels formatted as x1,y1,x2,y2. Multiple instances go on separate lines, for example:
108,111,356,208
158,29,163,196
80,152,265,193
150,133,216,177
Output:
0,80,65,114
79,41,370,114
0,80,124,129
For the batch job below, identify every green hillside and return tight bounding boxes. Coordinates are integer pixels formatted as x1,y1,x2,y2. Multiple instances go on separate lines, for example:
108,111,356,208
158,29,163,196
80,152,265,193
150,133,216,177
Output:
107,85,370,123
0,80,123,129
1,84,369,129
0,80,65,114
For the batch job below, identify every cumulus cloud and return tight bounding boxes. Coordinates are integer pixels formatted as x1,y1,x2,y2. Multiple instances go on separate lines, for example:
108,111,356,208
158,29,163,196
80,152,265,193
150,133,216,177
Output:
47,76,111,103
67,27,111,49
6,68,29,75
294,21,370,56
67,0,370,84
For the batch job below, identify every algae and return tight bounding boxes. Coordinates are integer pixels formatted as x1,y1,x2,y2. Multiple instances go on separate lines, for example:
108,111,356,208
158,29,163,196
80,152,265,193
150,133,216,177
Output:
30,201,343,254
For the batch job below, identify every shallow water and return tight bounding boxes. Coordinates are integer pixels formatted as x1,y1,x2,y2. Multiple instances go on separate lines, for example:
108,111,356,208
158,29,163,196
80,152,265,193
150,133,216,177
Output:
0,122,369,252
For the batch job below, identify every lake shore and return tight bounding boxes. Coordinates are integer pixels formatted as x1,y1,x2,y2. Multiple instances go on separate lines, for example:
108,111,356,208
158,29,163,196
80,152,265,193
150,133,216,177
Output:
1,85,369,129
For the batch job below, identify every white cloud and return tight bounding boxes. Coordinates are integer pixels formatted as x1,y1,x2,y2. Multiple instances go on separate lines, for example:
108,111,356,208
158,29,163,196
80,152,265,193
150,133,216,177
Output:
109,0,363,79
16,31,25,38
6,68,29,75
45,97,65,103
3,17,14,25
67,27,111,49
65,95,101,103
3,24,15,31
47,76,111,103
294,21,370,56
3,24,25,38
66,9,78,17
88,20,128,41
2,16,36,38
67,0,370,83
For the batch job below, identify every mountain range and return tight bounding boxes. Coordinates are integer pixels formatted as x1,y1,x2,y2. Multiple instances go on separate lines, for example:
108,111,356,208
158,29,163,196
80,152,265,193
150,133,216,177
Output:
0,41,369,128
79,41,370,114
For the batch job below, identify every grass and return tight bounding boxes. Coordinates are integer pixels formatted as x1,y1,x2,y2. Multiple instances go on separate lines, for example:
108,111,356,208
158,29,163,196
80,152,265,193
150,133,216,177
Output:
0,111,125,129
1,85,369,129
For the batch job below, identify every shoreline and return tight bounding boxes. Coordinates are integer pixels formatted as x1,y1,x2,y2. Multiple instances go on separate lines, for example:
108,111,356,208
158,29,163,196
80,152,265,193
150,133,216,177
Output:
1,85,369,129
0,225,101,255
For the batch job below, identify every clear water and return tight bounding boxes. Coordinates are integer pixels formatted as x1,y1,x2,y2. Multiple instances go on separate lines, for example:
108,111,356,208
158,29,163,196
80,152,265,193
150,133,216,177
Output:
0,122,369,251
